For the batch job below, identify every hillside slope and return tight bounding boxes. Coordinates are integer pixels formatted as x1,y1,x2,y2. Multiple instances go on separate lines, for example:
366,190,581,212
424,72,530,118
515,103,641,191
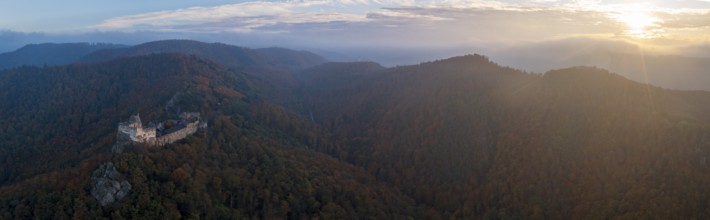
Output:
0,53,418,219
79,40,326,73
80,39,328,107
300,54,710,219
4,47,710,218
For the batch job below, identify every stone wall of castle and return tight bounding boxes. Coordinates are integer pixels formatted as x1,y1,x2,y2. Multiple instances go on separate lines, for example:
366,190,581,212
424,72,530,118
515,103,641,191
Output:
116,113,204,149
151,122,199,146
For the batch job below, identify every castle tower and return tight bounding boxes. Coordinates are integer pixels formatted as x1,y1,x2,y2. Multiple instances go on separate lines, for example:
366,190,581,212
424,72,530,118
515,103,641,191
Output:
127,114,142,128
118,114,156,143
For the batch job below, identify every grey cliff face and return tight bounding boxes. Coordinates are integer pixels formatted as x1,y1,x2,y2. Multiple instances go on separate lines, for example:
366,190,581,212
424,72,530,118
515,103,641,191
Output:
90,162,131,206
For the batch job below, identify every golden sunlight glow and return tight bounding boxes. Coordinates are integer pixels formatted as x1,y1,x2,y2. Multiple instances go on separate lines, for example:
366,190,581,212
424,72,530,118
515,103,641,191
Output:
615,11,660,39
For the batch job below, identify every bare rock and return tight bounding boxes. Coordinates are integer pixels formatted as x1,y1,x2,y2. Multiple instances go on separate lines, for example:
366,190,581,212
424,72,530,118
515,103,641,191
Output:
91,162,131,206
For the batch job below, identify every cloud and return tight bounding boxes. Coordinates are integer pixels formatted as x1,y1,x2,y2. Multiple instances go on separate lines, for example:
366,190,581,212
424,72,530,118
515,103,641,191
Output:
90,0,630,46
656,11,710,29
3,0,708,60
93,1,368,32
95,2,276,30
93,1,543,33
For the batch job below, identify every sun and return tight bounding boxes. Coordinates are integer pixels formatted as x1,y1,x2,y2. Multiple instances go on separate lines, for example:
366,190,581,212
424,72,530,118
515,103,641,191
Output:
615,11,660,38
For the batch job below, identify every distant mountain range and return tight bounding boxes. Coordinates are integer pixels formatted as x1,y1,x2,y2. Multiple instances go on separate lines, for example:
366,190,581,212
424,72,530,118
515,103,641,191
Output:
77,40,326,71
491,39,710,91
0,43,125,70
0,39,329,108
3,39,710,93
2,40,710,219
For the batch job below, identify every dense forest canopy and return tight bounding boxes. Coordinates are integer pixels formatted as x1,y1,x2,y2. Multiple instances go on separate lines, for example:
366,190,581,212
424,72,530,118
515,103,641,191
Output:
1,41,710,219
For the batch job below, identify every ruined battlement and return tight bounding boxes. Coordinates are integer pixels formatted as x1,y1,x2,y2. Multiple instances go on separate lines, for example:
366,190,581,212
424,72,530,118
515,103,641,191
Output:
116,112,206,147
117,114,157,144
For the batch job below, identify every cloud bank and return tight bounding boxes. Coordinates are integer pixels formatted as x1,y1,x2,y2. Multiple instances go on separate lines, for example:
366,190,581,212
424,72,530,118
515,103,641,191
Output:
2,0,709,65
84,0,710,48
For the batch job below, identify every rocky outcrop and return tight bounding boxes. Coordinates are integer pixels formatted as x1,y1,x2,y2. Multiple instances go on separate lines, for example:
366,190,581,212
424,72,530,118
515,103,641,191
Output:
91,162,131,206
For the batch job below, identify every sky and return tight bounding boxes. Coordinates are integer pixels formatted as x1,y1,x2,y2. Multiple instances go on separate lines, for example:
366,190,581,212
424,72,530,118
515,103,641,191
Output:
1,0,710,64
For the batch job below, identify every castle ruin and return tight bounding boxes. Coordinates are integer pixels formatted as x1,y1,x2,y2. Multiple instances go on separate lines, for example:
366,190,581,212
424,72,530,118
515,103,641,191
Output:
117,112,206,147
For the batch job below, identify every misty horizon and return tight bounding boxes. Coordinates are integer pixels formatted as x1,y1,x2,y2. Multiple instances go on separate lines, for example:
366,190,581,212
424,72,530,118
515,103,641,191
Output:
2,0,710,63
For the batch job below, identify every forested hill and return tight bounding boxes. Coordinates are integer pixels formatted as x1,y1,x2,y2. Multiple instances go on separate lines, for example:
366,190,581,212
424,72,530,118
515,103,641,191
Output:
0,43,125,70
0,53,238,183
79,39,329,107
299,54,710,219
3,46,710,219
0,53,418,219
79,40,326,72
